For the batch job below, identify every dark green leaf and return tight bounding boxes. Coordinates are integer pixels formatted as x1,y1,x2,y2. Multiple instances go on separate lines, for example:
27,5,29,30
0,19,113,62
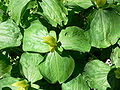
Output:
39,51,75,83
0,9,4,22
59,26,91,52
0,20,22,50
20,52,43,83
107,68,120,90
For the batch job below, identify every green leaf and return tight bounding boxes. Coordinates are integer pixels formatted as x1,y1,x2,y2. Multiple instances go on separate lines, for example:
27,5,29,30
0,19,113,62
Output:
114,68,120,79
59,26,91,52
0,20,22,50
63,0,93,9
84,60,110,90
20,52,43,83
90,9,120,48
62,74,90,90
0,77,19,90
107,68,120,90
39,51,75,83
39,0,68,27
31,84,40,89
7,0,30,24
0,53,12,77
110,47,120,68
23,20,50,53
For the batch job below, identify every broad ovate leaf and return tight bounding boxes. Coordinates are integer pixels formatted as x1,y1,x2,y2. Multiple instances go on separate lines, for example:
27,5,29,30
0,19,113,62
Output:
0,53,12,77
84,60,110,90
90,9,120,48
62,74,90,90
7,0,30,24
0,77,19,90
59,26,91,52
110,47,120,68
0,20,22,50
20,52,43,83
63,0,93,9
23,20,50,53
39,51,75,83
39,0,68,27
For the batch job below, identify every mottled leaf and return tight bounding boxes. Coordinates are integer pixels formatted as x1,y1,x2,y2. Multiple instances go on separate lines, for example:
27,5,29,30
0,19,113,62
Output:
0,77,19,90
63,0,92,9
59,26,91,52
90,9,120,48
84,60,110,90
20,52,43,83
39,51,75,83
7,0,30,24
0,20,22,50
39,0,68,26
0,53,12,77
23,20,50,53
62,74,90,90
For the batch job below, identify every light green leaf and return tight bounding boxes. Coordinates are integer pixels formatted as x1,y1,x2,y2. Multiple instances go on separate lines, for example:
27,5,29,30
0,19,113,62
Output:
0,20,22,50
23,20,50,53
20,52,43,83
39,0,68,27
49,31,57,40
84,60,111,90
39,51,75,83
110,47,120,68
63,0,93,9
59,26,91,52
62,74,90,90
31,84,40,89
7,0,30,24
0,53,12,77
0,77,19,90
90,9,120,48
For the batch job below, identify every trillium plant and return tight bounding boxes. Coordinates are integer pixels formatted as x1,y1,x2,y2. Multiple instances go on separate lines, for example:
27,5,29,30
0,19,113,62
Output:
0,0,120,90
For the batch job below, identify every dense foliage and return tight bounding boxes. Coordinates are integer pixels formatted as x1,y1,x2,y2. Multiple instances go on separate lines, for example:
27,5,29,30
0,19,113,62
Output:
0,0,120,90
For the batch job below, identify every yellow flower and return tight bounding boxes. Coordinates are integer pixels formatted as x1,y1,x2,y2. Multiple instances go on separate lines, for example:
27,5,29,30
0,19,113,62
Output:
12,80,29,90
43,36,57,52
